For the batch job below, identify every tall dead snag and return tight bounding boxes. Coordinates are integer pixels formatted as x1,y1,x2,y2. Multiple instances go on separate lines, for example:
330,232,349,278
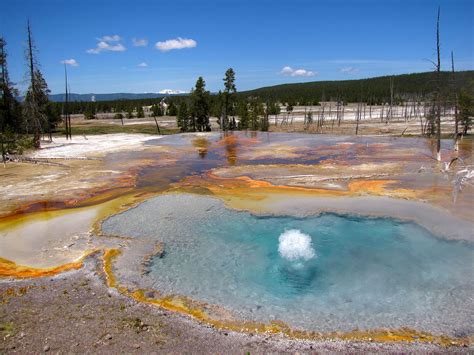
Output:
355,102,360,135
25,20,42,148
451,51,459,145
386,77,394,124
63,64,72,139
435,6,442,161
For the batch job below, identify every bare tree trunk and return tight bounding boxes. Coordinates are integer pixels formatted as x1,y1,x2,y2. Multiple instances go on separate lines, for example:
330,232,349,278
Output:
341,103,345,126
27,21,41,148
63,64,72,140
387,77,394,124
451,51,459,139
153,115,161,134
355,102,360,135
67,85,72,139
435,7,441,161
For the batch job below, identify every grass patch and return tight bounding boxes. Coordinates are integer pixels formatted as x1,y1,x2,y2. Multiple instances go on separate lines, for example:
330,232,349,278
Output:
0,322,15,337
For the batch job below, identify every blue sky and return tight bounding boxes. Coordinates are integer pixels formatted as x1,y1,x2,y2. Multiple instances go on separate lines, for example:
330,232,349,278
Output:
1,0,473,94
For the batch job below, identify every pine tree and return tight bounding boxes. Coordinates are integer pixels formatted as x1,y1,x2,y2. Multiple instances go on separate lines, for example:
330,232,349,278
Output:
190,77,211,132
458,89,473,135
23,21,48,147
177,101,189,132
136,105,145,118
167,101,178,116
0,37,21,133
222,68,237,130
151,104,162,117
84,103,96,120
237,99,249,129
248,96,264,131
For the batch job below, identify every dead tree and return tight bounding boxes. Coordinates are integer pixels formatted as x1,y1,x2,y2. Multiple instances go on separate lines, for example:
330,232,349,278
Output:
451,51,459,138
63,64,72,139
386,77,394,124
355,102,360,135
25,21,42,148
435,7,442,161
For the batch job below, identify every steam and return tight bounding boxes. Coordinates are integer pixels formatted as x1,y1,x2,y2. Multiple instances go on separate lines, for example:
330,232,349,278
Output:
278,229,316,262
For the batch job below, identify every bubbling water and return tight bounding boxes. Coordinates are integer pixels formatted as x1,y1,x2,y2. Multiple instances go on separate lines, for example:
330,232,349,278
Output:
278,229,316,262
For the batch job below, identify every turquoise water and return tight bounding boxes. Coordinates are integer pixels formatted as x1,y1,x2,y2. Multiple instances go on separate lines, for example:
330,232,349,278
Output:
102,195,474,334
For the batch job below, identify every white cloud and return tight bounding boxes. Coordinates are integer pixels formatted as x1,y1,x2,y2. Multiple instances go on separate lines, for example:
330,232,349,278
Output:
280,66,294,75
132,38,148,47
292,69,315,77
280,66,316,77
98,35,121,42
340,66,360,73
60,58,79,67
87,35,126,54
137,62,148,68
155,37,197,52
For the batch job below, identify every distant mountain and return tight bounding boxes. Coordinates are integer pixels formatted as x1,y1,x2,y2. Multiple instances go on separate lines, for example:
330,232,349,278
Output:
158,89,188,95
46,92,187,102
43,70,474,103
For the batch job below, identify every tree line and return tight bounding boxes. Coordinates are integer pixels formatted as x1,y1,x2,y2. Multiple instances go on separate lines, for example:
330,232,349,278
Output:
242,70,474,106
1,13,472,159
1,22,60,155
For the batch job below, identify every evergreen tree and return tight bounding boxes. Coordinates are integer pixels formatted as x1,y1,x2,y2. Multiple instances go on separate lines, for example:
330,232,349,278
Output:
151,104,163,117
266,100,280,116
215,90,224,126
177,101,189,132
44,101,61,138
84,103,96,120
458,89,473,135
23,69,53,139
167,101,178,116
136,105,145,118
236,99,249,129
0,37,21,133
23,21,49,147
248,96,264,130
286,102,294,114
261,102,270,131
222,68,237,130
190,77,211,132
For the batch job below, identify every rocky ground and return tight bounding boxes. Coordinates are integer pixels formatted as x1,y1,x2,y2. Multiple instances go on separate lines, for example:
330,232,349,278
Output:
1,254,469,354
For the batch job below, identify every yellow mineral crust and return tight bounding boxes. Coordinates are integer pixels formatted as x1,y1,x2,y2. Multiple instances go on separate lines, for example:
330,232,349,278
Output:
0,250,96,279
174,172,423,201
102,248,471,347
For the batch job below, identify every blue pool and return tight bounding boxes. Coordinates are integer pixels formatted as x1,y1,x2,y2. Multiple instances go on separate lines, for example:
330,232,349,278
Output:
102,194,474,334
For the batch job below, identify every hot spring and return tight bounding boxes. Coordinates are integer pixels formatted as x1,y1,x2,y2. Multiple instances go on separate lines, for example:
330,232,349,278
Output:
102,194,474,335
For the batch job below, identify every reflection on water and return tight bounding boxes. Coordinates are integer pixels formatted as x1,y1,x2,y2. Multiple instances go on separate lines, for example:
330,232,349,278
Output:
2,131,473,221
192,137,211,158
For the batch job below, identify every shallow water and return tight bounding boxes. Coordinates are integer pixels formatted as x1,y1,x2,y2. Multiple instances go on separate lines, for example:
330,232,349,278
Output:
102,194,474,334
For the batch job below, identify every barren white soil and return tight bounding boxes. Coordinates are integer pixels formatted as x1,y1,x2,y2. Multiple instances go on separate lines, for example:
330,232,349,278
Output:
31,134,159,159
